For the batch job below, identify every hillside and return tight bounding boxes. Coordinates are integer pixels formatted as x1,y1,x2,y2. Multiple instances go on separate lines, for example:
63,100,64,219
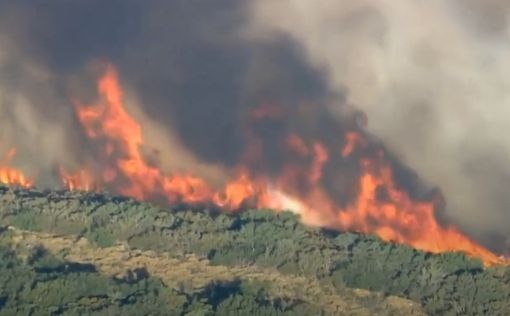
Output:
0,186,509,315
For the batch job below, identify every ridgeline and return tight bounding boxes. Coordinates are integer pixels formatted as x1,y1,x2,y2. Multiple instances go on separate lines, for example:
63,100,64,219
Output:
0,186,509,315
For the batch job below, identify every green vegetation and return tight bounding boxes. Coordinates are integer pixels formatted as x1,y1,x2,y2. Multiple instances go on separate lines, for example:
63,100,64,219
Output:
0,233,324,315
0,237,173,314
0,186,509,315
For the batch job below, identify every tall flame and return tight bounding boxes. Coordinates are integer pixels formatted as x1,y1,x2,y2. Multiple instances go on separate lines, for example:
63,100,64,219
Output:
2,63,505,266
73,65,216,205
339,151,502,264
68,64,504,265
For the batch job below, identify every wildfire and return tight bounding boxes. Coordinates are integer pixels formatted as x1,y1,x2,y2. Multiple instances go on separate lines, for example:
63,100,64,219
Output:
1,63,506,266
0,148,33,188
337,157,502,265
341,131,367,157
59,167,98,192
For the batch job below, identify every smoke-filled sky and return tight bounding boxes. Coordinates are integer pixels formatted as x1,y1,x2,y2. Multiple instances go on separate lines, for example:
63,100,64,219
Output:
0,1,509,250
250,0,510,248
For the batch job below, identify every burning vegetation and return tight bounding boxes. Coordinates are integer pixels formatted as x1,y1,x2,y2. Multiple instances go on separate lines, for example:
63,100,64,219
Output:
0,148,33,188
0,64,505,266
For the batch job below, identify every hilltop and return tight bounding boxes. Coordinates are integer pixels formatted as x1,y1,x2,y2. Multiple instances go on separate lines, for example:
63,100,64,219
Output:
0,186,509,315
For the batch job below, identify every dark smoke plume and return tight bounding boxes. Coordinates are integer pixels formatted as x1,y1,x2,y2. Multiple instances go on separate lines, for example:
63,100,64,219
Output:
0,1,508,252
250,0,510,252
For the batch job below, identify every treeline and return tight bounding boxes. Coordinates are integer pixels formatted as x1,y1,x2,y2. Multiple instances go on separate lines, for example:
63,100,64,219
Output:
1,186,509,315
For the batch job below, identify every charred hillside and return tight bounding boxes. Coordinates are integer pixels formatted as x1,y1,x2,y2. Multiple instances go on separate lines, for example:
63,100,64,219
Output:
0,185,509,315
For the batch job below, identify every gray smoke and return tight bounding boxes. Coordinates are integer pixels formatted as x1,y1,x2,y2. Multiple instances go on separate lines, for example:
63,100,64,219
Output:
0,9,81,184
0,1,345,186
0,1,508,251
250,0,510,250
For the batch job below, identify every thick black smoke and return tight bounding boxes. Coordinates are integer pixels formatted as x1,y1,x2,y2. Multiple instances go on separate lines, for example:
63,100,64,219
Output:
0,1,503,251
0,1,336,163
0,1,353,176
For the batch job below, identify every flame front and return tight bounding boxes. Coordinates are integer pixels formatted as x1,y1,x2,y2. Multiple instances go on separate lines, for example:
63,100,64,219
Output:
61,65,509,265
338,156,502,265
59,167,98,192
72,65,218,205
0,148,33,188
2,64,505,266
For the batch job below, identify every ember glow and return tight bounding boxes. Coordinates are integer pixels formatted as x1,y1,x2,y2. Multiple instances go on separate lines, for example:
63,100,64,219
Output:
1,64,505,266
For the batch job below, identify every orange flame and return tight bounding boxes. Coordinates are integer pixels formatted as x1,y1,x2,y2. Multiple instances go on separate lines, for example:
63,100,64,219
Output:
0,63,502,266
341,131,367,157
56,64,508,266
69,64,505,266
338,156,503,265
0,148,33,188
72,65,220,206
59,167,99,192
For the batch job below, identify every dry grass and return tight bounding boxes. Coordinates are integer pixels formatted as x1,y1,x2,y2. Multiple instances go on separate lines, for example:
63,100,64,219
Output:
8,227,425,316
